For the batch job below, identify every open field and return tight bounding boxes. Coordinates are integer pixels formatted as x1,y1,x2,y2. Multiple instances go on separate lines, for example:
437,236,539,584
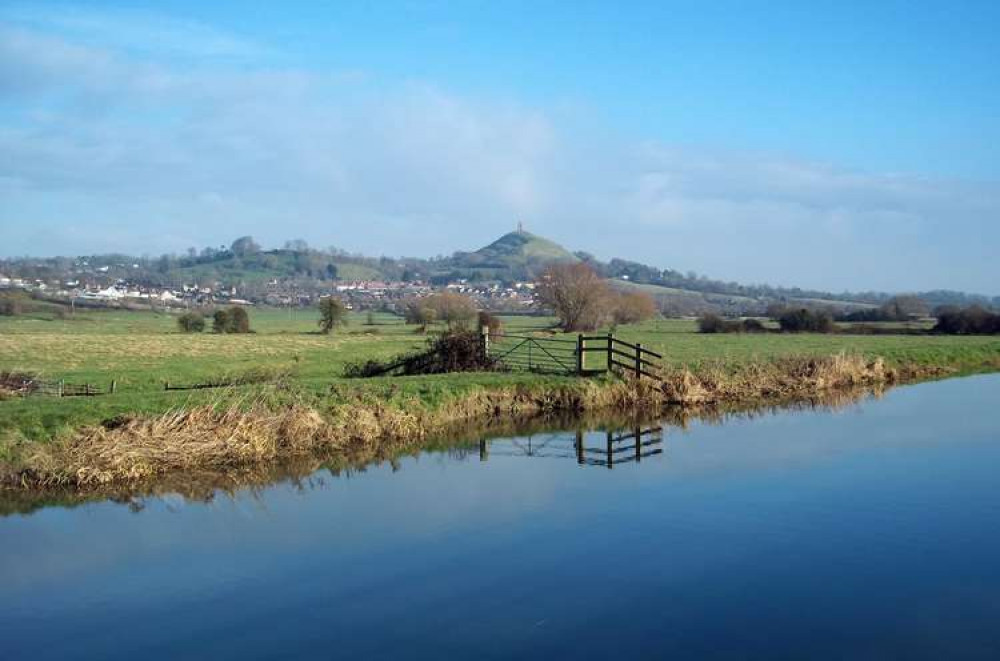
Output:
2,307,1000,444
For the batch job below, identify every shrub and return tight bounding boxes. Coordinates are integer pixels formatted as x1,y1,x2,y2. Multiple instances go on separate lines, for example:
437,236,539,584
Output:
212,306,251,334
318,297,348,334
697,314,767,334
212,309,230,333
778,308,835,333
697,313,728,333
612,291,658,325
344,330,493,377
0,295,23,316
933,305,1000,334
177,311,205,333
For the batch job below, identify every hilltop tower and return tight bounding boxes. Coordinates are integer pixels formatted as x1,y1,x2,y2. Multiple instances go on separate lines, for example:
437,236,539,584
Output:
517,221,524,235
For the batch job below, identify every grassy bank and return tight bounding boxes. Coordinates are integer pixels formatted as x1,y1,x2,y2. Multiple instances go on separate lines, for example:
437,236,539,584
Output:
2,307,1000,488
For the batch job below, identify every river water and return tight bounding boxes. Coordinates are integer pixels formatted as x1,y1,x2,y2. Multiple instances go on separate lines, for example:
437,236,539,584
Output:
3,374,1000,659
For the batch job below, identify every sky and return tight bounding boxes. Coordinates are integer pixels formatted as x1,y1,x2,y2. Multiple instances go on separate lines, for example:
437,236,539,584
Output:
1,1,998,293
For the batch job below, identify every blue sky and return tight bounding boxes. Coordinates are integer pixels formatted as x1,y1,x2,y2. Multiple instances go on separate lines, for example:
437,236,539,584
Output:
1,1,998,292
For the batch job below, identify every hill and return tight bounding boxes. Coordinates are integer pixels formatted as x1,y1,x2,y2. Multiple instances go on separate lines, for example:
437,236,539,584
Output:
430,231,579,282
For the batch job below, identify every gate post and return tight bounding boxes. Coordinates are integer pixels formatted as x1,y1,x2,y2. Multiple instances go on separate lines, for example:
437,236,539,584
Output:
635,343,642,378
576,334,584,375
606,332,613,373
480,325,490,359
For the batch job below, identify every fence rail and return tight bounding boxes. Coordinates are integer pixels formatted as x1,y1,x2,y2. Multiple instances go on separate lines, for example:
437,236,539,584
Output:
487,330,663,382
17,379,117,397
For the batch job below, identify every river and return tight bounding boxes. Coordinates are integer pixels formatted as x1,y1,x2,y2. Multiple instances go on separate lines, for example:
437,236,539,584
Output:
3,374,1000,659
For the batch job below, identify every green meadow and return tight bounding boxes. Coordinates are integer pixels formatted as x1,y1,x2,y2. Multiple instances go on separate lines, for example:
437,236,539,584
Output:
2,306,1000,444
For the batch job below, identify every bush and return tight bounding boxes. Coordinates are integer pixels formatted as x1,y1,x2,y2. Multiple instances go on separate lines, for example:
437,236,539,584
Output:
933,305,1000,334
697,314,768,334
344,330,493,377
177,311,205,333
612,291,658,325
212,306,251,334
0,295,23,316
212,309,230,333
697,313,729,333
318,297,348,334
778,308,835,333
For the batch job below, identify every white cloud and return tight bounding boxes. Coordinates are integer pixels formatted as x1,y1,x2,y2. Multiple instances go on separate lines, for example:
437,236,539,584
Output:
0,16,997,293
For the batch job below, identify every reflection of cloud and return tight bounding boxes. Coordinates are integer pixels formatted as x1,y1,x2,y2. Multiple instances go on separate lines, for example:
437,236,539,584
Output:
1,11,998,292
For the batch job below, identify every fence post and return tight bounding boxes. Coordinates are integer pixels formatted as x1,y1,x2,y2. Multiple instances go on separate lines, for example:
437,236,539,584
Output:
576,334,584,374
110,379,117,394
58,379,64,398
606,332,613,373
635,343,642,379
164,380,169,391
480,325,490,360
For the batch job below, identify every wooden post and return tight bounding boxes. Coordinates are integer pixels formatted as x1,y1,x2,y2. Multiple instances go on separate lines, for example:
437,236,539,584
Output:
110,379,117,394
606,332,613,373
58,379,64,398
164,380,169,391
480,325,490,361
576,334,584,374
635,343,642,379
85,383,91,396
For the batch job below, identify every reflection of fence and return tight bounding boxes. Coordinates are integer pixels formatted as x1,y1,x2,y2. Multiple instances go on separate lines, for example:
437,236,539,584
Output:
478,426,663,469
486,330,663,381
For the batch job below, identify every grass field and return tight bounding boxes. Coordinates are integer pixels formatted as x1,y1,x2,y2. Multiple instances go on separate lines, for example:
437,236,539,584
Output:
2,306,1000,443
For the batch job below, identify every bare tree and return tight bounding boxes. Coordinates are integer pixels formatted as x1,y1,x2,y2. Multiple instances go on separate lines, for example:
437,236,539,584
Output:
536,263,611,331
426,292,477,329
612,291,658,325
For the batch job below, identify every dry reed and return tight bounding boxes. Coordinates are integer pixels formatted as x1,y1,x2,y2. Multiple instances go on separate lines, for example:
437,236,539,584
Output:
0,353,944,491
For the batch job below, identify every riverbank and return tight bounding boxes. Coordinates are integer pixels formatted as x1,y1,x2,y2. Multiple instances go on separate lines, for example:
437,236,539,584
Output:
3,309,1000,490
1,351,989,491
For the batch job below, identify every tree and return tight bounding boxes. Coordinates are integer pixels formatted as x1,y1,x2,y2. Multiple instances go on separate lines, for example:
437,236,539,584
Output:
536,263,611,331
426,291,477,329
230,236,260,257
177,311,205,333
882,295,929,321
403,298,437,332
318,297,348,334
612,291,657,325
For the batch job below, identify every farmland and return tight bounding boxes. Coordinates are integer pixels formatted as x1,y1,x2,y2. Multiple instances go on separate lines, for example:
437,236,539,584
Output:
2,306,1000,447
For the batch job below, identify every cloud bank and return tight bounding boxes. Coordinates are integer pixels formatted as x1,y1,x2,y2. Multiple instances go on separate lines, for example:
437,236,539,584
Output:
1,12,997,293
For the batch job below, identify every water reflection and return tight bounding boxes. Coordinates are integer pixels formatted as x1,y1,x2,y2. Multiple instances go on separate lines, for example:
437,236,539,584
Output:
479,426,664,468
0,384,889,518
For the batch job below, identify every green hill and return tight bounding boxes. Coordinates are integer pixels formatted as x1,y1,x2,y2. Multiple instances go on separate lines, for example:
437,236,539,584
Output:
475,231,578,263
436,231,578,281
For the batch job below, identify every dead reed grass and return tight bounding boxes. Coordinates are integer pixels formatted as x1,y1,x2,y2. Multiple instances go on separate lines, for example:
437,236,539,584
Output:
0,352,942,491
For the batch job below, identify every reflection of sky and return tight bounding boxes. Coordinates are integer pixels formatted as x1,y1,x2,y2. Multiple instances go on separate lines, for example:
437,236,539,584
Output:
2,374,1000,659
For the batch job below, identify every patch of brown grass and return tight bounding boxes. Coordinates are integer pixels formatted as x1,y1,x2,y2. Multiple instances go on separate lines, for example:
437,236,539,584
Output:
1,352,930,491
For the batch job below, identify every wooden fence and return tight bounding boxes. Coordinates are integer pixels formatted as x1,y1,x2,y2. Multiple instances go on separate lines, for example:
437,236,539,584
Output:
487,330,663,382
21,379,117,397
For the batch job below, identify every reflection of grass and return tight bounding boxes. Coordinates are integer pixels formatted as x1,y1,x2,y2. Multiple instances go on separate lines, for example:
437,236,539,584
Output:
0,308,998,444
